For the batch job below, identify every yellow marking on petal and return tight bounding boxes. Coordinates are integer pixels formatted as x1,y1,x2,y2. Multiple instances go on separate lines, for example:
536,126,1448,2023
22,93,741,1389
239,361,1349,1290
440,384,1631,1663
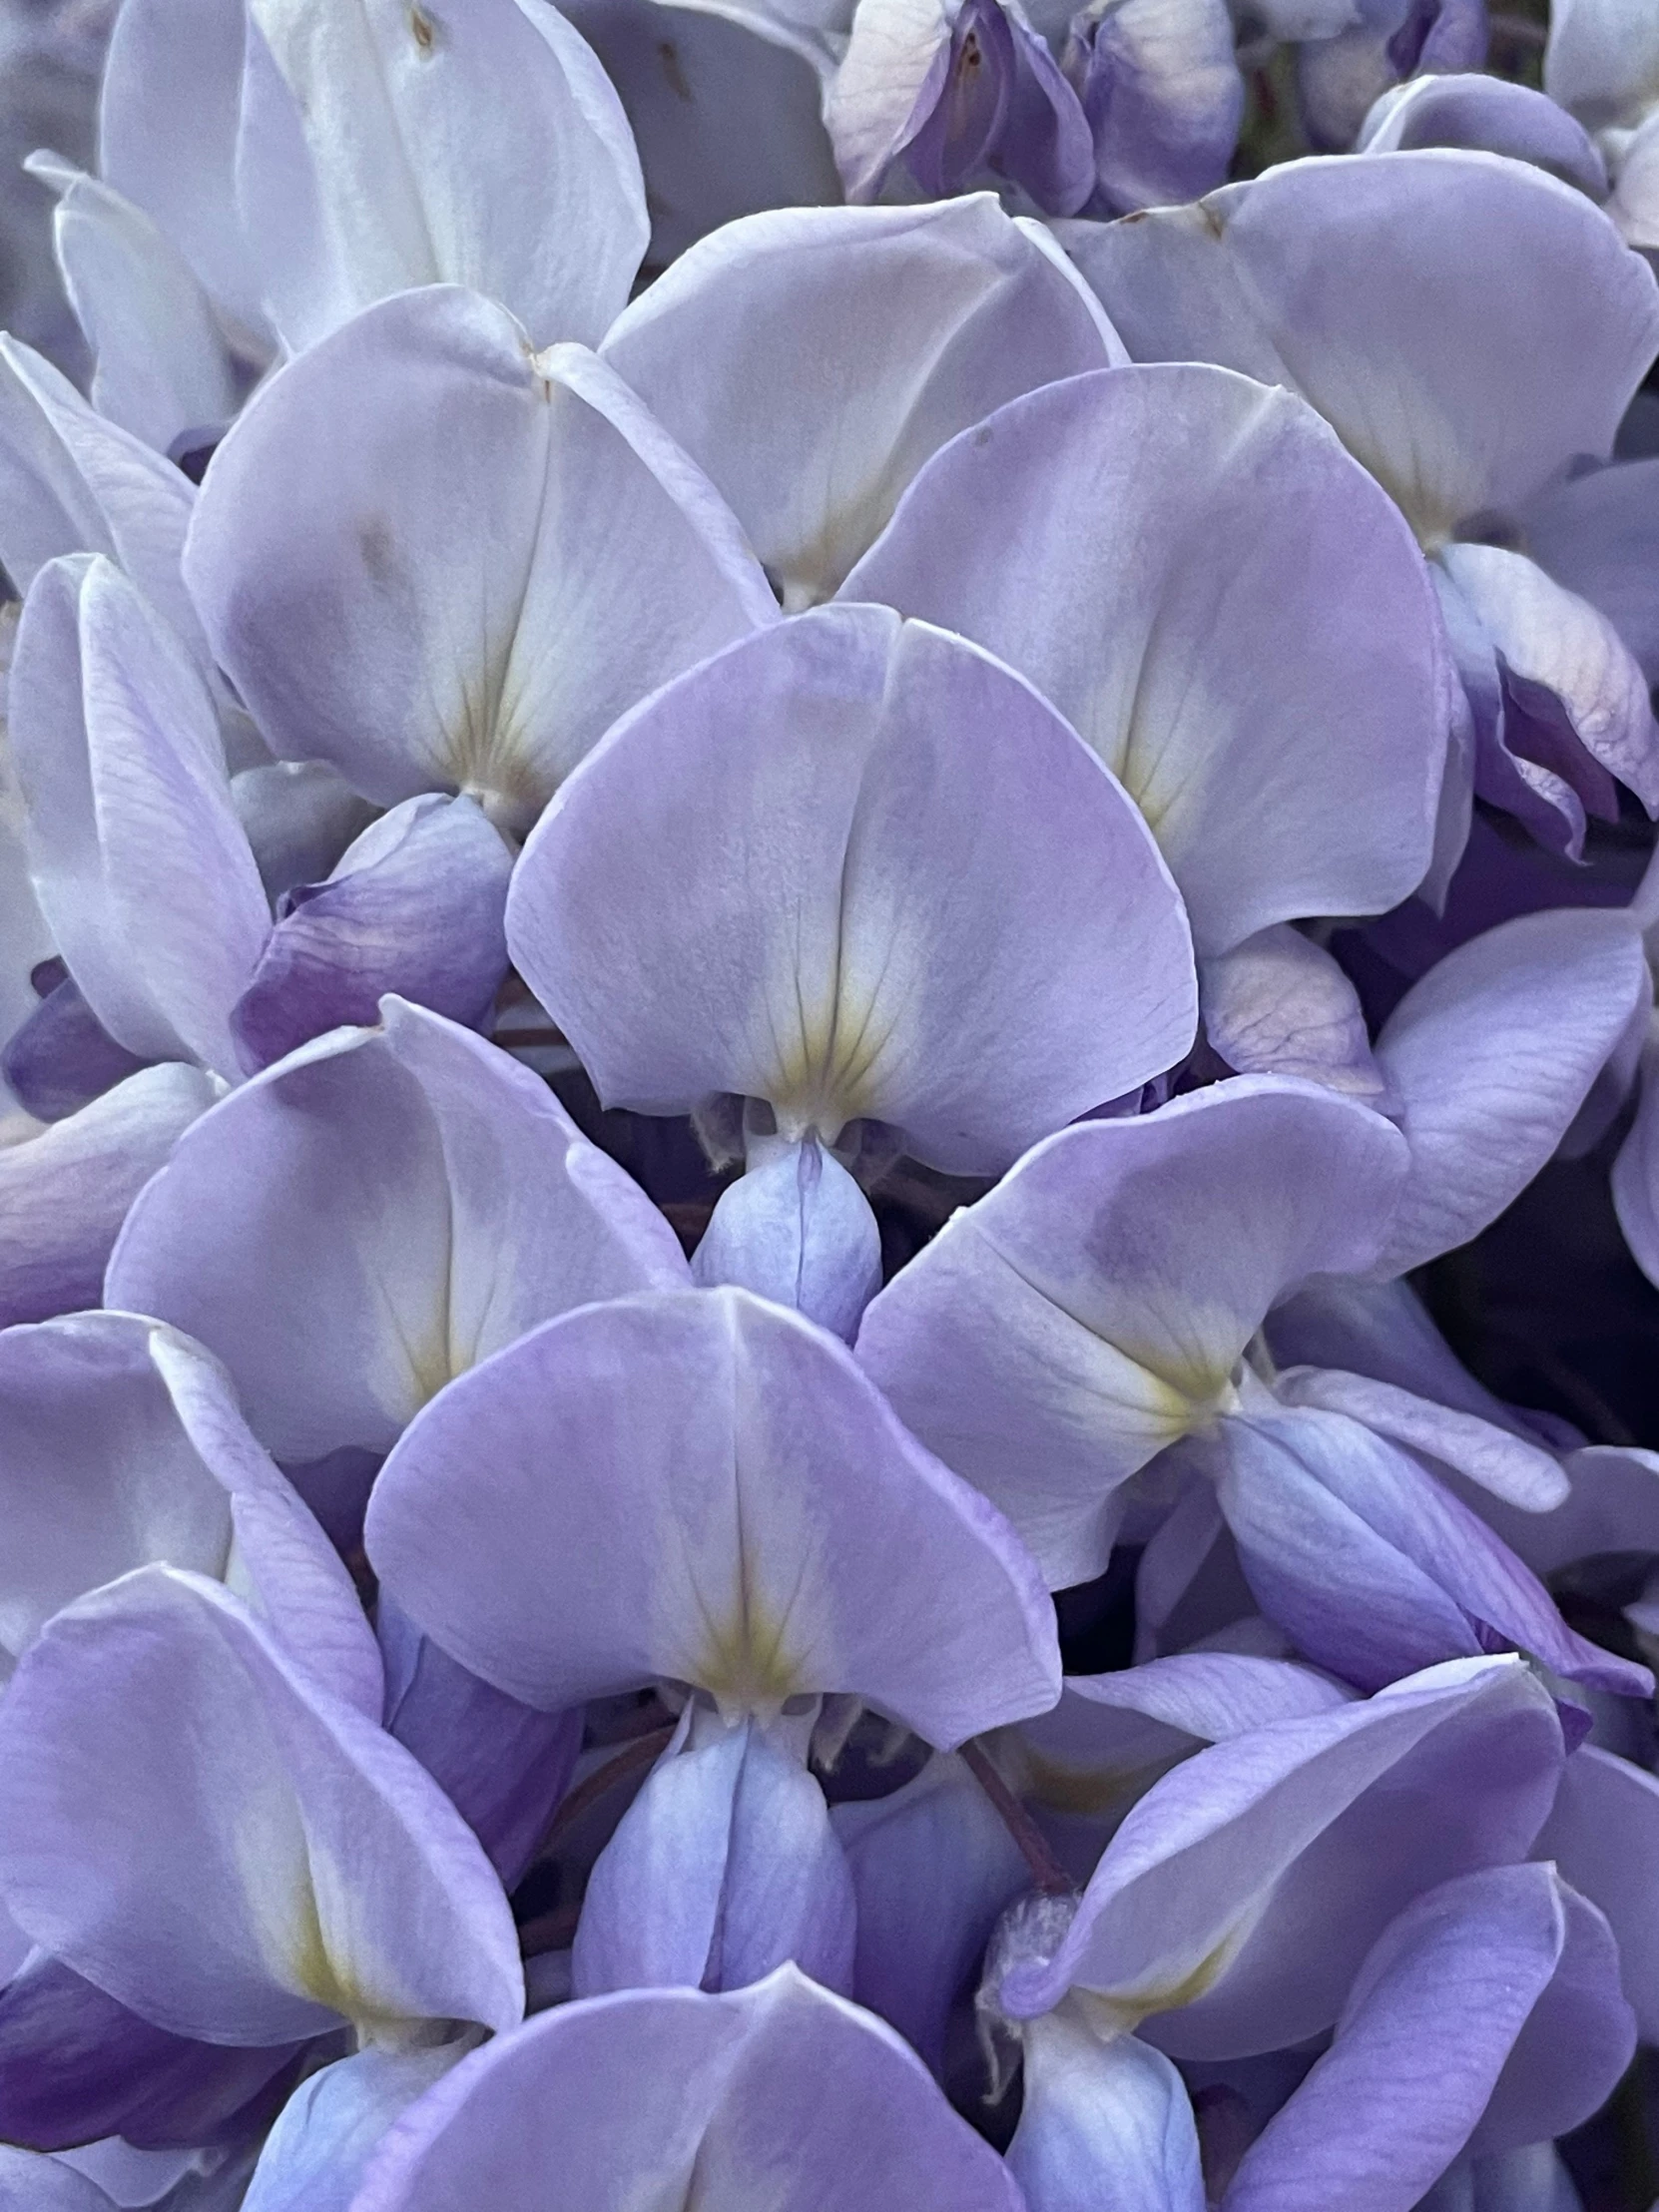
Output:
1072,1921,1255,2035
691,1594,807,1721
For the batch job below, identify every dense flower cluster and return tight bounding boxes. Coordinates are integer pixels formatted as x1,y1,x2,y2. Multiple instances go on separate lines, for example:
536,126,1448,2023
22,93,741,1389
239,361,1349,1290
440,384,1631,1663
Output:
3,0,1659,2206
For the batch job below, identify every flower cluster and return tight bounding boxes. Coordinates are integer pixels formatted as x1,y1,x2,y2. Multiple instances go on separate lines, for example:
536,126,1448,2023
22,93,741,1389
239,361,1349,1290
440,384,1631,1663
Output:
3,0,1659,2207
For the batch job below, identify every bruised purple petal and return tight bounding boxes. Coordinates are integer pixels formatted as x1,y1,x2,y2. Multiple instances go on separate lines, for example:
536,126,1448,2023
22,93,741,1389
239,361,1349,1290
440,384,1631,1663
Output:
1,972,149,1123
230,796,512,1075
378,1596,582,1888
1063,0,1242,213
0,1953,303,2155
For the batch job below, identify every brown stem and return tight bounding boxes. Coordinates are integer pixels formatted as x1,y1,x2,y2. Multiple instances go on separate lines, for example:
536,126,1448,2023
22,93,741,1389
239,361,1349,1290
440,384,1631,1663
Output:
527,1724,677,1866
1486,11,1546,45
960,1740,1074,1899
518,1902,582,1958
493,1025,570,1048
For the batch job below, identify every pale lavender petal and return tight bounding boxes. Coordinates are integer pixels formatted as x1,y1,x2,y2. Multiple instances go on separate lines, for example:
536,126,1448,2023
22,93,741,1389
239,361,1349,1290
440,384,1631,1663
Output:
842,365,1449,955
32,162,241,459
1371,908,1649,1277
1534,1742,1659,2043
1271,1369,1569,1511
1066,1654,1354,1740
1544,0,1659,128
1212,1405,1646,1695
1466,1880,1633,2158
1001,1656,1562,2058
146,1327,384,1719
0,1064,216,1328
2,972,149,1123
856,1078,1405,1587
573,1715,856,1998
242,0,647,351
1066,0,1243,212
184,288,775,833
352,1966,1024,2212
10,555,270,1074
1063,151,1659,541
558,0,840,267
691,1138,882,1342
1357,74,1608,197
240,2046,462,2212
0,1313,234,1676
1200,929,1390,1102
832,1752,1027,2070
378,1597,581,1886
600,196,1119,607
0,1568,523,2045
1223,1865,1620,2212
1008,2012,1204,2212
1438,542,1659,816
1613,1029,1659,1287
98,0,266,331
509,605,1196,1174
1266,1276,1568,1458
1522,457,1659,684
232,763,376,905
366,1286,1061,1744
106,999,688,1461
0,2146,122,2210
0,335,201,650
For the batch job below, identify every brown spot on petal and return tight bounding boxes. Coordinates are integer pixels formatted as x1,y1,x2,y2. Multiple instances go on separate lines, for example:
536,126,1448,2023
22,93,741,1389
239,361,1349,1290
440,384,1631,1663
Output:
409,6,437,53
357,516,398,587
656,39,693,102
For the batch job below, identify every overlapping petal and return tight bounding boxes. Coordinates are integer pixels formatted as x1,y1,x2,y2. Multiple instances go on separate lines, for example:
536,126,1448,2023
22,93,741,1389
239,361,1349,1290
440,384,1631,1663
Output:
508,604,1197,1173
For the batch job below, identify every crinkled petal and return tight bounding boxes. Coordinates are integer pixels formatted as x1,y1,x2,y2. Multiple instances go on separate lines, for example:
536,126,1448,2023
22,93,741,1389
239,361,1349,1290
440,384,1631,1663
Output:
1199,928,1390,1101
242,0,647,350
